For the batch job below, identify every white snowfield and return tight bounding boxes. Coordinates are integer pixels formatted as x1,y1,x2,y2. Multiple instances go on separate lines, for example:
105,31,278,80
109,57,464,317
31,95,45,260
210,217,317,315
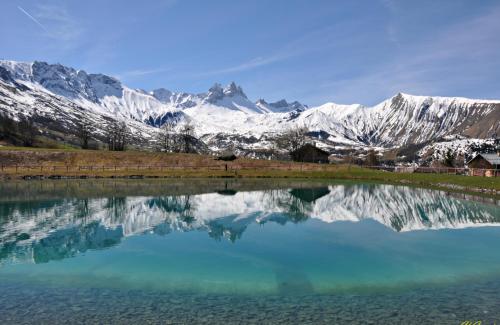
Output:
0,60,498,150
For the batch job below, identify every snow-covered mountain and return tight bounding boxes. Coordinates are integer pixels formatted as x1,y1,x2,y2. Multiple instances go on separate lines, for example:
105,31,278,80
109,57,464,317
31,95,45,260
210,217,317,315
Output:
0,60,498,153
1,184,498,265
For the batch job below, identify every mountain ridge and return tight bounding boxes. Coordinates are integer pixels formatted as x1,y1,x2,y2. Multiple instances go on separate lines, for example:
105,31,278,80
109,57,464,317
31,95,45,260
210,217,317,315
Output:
0,60,498,154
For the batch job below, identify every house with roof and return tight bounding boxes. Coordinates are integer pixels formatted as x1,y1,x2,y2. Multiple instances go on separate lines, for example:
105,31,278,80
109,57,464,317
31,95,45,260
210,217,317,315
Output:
290,143,330,164
467,152,500,177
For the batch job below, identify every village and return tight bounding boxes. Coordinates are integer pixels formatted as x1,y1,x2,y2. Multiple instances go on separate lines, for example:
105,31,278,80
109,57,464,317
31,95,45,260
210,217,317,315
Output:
281,141,500,178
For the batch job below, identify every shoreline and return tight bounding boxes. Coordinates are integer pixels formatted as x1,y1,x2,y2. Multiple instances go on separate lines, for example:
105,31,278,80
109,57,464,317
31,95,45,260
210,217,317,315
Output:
0,148,498,199
0,170,498,200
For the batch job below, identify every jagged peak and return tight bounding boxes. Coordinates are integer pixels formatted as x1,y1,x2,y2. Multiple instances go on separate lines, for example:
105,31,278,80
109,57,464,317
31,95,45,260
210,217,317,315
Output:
209,83,223,92
203,83,225,103
0,60,33,81
0,59,32,69
256,98,268,105
269,99,289,108
255,97,307,113
223,81,247,98
33,60,77,74
202,82,248,104
151,88,173,99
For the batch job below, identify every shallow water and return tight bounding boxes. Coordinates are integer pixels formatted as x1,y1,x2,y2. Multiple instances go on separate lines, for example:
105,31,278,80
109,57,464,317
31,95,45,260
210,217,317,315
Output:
0,179,499,324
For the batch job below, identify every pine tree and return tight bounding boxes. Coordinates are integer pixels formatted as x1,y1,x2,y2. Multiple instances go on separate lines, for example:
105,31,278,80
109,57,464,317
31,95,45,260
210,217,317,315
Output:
442,149,455,167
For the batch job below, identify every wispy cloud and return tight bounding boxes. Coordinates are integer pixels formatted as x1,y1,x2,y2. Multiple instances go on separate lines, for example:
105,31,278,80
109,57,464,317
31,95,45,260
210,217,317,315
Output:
118,67,172,79
17,4,82,42
34,4,83,41
17,6,50,34
314,4,500,105
202,54,291,76
195,23,347,78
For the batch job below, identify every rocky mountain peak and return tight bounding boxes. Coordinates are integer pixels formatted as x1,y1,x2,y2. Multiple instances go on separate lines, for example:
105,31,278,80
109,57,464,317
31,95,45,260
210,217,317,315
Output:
269,99,306,112
223,82,247,98
269,99,288,108
256,99,268,106
0,60,32,81
27,61,123,103
203,83,224,103
151,88,173,102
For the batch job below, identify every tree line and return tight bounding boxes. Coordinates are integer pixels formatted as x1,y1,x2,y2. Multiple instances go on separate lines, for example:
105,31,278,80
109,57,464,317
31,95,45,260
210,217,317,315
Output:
1,110,384,165
78,118,200,153
155,120,198,153
0,109,205,153
0,113,38,147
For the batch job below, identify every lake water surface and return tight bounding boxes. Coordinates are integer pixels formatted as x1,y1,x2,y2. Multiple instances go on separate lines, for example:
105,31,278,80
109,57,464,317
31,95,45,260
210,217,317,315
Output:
0,179,499,324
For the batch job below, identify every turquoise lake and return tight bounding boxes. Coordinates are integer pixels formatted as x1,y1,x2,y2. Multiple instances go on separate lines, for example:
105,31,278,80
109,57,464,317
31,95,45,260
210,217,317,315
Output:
0,179,499,324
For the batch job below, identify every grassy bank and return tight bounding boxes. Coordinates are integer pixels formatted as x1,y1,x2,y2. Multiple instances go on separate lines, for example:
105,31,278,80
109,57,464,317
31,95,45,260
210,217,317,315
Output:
0,146,498,198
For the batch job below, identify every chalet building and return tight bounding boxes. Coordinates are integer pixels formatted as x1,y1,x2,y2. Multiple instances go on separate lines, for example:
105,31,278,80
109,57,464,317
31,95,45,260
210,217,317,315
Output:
467,152,500,177
290,143,330,164
216,150,237,161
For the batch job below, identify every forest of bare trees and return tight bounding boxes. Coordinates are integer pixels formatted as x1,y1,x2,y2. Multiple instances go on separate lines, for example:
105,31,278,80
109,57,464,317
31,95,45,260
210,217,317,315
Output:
156,120,175,152
155,120,198,153
0,114,18,144
363,149,380,166
0,113,40,147
77,120,94,149
275,126,309,154
17,116,37,147
105,120,130,151
180,121,196,153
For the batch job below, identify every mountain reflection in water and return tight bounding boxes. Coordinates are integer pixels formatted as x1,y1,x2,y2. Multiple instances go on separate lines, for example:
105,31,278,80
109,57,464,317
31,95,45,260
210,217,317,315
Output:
0,180,498,265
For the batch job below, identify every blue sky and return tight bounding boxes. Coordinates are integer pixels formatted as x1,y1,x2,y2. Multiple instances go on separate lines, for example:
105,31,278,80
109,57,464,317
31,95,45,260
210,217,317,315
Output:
2,0,500,106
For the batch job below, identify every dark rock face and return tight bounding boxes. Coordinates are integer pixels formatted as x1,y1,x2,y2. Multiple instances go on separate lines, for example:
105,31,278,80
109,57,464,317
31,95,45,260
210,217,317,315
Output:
88,74,123,99
223,82,247,98
270,99,306,111
31,61,123,103
0,67,28,91
204,83,225,103
145,111,185,127
307,130,330,140
151,88,173,102
203,82,248,104
0,67,14,83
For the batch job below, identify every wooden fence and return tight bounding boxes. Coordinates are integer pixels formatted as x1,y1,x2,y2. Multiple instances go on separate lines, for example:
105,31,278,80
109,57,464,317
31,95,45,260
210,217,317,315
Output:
383,166,499,177
0,163,333,173
0,164,498,177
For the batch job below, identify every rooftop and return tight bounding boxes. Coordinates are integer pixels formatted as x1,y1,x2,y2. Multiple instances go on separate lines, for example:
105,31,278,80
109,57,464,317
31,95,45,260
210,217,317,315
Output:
469,153,500,166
